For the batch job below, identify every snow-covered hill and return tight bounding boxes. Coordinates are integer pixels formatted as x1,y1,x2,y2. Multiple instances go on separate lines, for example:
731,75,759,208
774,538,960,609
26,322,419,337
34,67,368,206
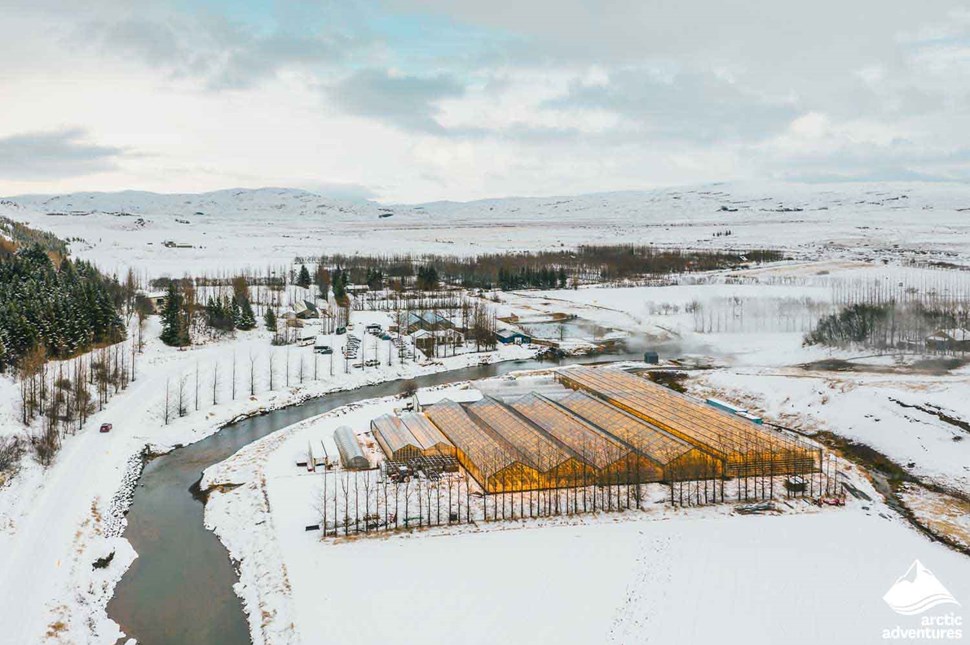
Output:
1,181,968,276
5,187,379,220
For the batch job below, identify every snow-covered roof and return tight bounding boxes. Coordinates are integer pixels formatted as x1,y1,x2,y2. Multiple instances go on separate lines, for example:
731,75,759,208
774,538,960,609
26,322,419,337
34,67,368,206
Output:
927,328,970,341
412,328,461,339
416,388,482,406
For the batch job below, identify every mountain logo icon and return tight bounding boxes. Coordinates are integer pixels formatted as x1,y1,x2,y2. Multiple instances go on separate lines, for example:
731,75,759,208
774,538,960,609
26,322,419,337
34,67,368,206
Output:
883,560,961,616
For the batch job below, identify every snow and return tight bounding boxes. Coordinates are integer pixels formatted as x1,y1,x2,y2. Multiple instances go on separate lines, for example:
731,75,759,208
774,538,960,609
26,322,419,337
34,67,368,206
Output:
3,179,970,644
0,318,533,645
202,387,970,645
3,181,970,277
694,369,970,496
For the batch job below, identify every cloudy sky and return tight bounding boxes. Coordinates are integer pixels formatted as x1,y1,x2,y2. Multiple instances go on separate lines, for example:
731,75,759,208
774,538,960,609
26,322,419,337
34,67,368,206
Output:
1,0,969,202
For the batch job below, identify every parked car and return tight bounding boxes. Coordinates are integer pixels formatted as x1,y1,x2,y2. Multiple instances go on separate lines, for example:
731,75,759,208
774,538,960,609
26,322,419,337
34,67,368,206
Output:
99,423,113,433
365,359,380,367
314,345,333,355
335,326,347,335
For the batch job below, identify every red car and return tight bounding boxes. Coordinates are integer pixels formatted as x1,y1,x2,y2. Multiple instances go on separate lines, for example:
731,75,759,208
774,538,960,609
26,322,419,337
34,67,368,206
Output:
99,423,112,433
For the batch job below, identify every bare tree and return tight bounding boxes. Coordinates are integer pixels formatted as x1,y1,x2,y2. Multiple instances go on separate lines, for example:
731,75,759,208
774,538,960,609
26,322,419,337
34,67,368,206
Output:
268,352,276,390
177,374,189,417
164,377,171,425
249,352,257,396
211,362,220,406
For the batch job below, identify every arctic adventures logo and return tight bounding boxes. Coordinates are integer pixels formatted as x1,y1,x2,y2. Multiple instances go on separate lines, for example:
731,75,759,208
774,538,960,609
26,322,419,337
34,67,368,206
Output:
882,560,963,641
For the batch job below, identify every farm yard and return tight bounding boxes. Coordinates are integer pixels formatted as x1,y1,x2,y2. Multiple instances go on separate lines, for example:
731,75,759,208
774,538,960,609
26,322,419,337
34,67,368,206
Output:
7,0,970,638
201,372,970,645
2,182,970,645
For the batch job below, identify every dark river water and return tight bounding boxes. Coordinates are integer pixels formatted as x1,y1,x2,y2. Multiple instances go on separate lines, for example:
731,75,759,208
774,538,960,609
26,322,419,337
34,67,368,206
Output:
107,354,631,645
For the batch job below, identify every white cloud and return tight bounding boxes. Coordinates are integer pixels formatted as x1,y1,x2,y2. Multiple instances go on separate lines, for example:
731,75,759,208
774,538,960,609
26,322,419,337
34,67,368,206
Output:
2,0,970,200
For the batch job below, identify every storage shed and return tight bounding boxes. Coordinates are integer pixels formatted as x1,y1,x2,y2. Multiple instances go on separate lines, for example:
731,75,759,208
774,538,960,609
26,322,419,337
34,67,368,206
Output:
495,328,532,345
333,426,369,470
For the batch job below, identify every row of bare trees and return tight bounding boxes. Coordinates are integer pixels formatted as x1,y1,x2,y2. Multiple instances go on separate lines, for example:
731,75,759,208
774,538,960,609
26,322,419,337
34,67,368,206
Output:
314,454,838,538
158,343,405,425
18,340,136,465
315,469,658,538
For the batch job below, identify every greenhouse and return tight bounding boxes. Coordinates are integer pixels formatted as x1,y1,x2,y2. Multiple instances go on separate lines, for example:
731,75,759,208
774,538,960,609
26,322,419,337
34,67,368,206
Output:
508,393,665,484
399,412,455,458
333,426,370,470
424,399,541,493
371,413,455,461
556,366,818,477
550,391,722,482
371,414,423,461
465,396,596,488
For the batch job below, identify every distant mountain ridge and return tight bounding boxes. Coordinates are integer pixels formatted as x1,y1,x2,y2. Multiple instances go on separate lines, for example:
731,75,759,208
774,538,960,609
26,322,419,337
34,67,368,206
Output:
2,180,969,278
4,181,969,221
2,187,379,220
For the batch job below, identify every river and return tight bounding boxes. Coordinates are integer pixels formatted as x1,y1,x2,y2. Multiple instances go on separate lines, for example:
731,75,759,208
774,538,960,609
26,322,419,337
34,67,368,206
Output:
107,354,627,644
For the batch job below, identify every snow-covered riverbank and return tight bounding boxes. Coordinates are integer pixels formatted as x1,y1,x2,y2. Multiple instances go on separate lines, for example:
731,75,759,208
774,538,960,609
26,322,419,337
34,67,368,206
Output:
201,375,970,645
0,319,534,645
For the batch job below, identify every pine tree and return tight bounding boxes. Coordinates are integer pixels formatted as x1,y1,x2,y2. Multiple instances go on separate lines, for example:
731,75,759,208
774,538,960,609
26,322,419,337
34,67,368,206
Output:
160,282,189,347
235,297,256,331
0,245,125,368
263,306,277,332
297,264,311,289
332,267,347,299
205,296,235,333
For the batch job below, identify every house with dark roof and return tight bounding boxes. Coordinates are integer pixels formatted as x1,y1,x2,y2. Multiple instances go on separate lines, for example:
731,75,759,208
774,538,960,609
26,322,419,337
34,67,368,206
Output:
495,328,532,345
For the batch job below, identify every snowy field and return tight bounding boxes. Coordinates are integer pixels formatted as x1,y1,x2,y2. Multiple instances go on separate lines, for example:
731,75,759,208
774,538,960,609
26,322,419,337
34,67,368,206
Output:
1,180,970,645
0,317,532,645
3,181,970,277
694,369,970,496
202,389,970,645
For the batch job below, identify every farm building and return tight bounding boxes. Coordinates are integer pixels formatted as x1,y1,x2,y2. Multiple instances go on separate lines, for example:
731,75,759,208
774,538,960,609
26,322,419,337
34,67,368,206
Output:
399,413,456,457
464,396,596,489
925,328,970,352
411,328,464,355
556,366,817,477
371,415,423,461
495,328,532,345
137,290,167,313
509,393,665,484
333,426,370,470
552,391,721,481
424,399,540,493
293,299,319,319
371,413,455,461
